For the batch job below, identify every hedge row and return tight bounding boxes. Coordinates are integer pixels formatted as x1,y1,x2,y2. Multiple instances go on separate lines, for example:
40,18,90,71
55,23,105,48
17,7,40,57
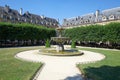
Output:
64,22,120,43
0,22,56,40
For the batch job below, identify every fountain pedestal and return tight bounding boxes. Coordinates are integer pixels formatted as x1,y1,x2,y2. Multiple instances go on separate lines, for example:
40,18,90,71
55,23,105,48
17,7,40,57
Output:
56,44,64,52
51,27,70,52
51,37,69,52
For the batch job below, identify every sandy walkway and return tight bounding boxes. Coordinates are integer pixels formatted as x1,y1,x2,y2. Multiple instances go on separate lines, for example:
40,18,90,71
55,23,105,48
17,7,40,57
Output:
15,48,105,80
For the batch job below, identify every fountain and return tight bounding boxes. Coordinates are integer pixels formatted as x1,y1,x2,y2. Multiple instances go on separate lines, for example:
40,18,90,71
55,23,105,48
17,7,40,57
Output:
39,26,83,56
51,27,70,52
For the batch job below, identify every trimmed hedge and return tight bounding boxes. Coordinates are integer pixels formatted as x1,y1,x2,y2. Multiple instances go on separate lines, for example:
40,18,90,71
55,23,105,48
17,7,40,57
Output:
64,23,120,43
64,22,120,49
0,22,56,40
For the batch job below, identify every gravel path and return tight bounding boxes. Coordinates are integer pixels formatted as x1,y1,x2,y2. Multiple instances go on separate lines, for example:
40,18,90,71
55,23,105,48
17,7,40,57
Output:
15,48,105,80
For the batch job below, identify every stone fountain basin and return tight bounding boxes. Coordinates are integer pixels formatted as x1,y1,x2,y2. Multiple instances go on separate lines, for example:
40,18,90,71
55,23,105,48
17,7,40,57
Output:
51,37,70,43
39,47,83,56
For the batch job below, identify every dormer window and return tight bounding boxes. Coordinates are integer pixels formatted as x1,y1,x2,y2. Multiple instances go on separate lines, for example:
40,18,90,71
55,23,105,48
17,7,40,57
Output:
117,10,120,12
50,22,52,26
24,18,27,22
18,17,20,21
102,16,107,21
66,23,69,26
80,21,83,24
64,19,67,22
118,16,120,19
89,16,92,18
36,20,38,23
84,19,90,23
1,14,3,18
109,15,115,20
81,18,83,20
46,22,48,25
10,16,12,19
76,18,78,21
88,19,90,23
31,19,33,23
41,22,43,24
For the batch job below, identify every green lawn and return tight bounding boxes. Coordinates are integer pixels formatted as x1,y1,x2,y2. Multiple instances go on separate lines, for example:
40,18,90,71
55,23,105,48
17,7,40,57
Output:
0,46,42,80
0,46,120,80
77,47,120,80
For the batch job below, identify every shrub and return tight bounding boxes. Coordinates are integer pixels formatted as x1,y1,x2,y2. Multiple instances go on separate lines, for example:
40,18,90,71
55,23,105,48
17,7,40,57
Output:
0,22,56,40
45,39,51,48
65,22,120,43
71,40,76,48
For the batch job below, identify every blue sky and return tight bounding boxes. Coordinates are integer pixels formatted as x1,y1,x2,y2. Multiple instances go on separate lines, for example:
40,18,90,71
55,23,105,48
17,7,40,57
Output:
0,0,120,24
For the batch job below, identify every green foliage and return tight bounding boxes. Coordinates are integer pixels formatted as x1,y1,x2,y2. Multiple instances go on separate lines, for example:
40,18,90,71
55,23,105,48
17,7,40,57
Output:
0,46,42,80
77,47,120,80
71,40,76,48
65,22,120,43
0,22,56,40
45,39,51,48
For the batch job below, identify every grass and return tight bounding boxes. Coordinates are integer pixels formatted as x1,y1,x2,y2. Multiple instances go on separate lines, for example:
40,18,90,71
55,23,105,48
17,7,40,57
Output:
77,47,120,80
0,46,42,80
0,46,120,80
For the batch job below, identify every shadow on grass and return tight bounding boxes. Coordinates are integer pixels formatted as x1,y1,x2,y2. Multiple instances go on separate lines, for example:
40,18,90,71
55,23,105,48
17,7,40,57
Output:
64,74,83,80
83,65,120,80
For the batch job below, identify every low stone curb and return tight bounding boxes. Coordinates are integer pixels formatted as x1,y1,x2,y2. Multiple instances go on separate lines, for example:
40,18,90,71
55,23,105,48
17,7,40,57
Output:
15,54,45,80
32,63,45,80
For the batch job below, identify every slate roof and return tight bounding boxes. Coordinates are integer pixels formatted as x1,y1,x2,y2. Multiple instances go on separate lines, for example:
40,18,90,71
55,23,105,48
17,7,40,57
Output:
0,5,58,28
63,7,120,27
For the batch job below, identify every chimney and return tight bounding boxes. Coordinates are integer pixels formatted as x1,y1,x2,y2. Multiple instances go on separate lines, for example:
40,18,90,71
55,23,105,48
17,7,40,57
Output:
5,5,10,13
95,10,100,18
95,10,100,22
20,8,23,15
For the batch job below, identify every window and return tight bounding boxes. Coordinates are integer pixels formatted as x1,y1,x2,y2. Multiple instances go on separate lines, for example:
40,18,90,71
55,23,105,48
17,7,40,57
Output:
18,17,20,21
0,14,3,18
10,16,12,19
76,18,78,21
31,19,33,23
87,19,90,23
24,19,27,22
36,20,38,23
66,23,68,26
109,15,115,20
81,18,83,20
102,16,107,21
89,16,91,18
118,16,120,19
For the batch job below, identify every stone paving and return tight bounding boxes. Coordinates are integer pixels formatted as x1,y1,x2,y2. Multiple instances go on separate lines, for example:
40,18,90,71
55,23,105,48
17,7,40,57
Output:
15,47,105,80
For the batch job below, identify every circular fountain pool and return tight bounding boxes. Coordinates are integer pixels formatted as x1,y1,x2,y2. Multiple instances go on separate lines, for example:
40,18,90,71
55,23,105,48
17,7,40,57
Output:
39,47,83,56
